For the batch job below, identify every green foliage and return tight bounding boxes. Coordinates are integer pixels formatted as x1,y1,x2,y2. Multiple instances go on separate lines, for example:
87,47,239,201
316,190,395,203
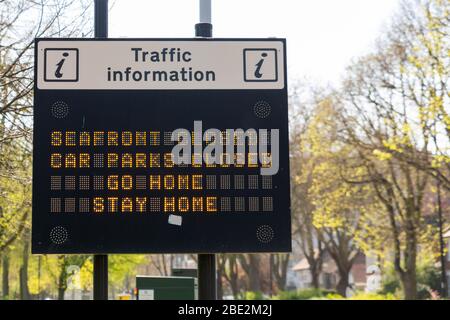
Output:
108,254,147,292
240,291,264,300
380,277,401,296
348,292,397,300
417,264,441,300
325,293,344,300
273,288,336,300
0,135,32,252
326,292,397,300
272,289,396,301
109,255,146,280
380,256,442,299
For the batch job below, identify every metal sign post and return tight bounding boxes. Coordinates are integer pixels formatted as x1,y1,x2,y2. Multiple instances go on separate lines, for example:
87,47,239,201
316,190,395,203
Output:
195,0,213,38
93,0,108,301
195,0,216,301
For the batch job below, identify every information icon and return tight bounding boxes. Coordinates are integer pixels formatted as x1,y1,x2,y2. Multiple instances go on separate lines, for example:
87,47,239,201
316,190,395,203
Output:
243,48,278,82
44,48,79,82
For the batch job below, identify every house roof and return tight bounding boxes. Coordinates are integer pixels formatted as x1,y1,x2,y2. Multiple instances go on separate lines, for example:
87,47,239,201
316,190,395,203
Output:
292,251,367,273
444,229,450,239
292,258,309,271
292,257,336,273
292,250,322,271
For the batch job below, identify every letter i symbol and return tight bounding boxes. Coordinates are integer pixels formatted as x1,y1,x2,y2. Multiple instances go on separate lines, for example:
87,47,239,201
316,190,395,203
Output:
254,52,267,79
55,52,69,78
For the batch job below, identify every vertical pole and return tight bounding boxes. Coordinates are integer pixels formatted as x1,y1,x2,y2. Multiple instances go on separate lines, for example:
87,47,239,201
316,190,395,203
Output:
269,254,274,297
95,0,108,38
198,254,217,300
38,255,41,300
93,254,108,300
437,181,448,298
196,0,216,300
93,0,108,301
195,0,213,38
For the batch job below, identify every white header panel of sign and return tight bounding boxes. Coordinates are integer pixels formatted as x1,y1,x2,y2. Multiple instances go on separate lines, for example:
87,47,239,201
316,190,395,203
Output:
36,39,285,90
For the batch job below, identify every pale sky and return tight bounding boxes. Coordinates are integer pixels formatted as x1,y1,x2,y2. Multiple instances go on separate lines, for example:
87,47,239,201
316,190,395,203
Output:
109,0,400,86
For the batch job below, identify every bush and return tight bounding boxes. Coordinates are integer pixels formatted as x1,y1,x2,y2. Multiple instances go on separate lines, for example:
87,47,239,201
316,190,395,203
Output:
247,289,399,300
380,276,401,296
417,265,441,300
380,261,442,299
348,292,397,300
274,288,336,300
325,293,344,300
323,292,397,300
241,291,264,300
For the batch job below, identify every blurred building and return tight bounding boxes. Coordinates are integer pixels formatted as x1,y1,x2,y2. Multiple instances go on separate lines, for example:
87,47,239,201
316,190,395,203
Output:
292,251,367,293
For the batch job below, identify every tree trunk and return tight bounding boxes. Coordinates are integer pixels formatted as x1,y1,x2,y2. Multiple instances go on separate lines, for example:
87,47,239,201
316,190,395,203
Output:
248,255,261,292
57,257,68,300
272,254,290,292
228,258,240,298
322,231,356,297
399,217,418,300
308,257,322,289
334,256,353,297
248,271,261,292
310,260,321,289
58,287,65,300
238,254,262,292
401,271,417,300
399,241,417,300
216,255,226,300
436,181,448,298
20,268,30,300
217,269,223,300
2,253,9,299
336,271,349,297
162,255,168,276
125,274,130,292
20,240,30,300
230,279,239,298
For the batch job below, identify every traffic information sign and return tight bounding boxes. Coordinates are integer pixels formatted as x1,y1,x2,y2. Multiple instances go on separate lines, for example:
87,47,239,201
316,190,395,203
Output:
32,38,291,254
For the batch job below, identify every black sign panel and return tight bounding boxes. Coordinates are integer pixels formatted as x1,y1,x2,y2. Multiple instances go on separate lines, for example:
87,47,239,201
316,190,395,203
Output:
32,38,291,254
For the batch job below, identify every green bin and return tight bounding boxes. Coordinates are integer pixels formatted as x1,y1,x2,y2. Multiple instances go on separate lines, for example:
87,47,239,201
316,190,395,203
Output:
136,276,198,300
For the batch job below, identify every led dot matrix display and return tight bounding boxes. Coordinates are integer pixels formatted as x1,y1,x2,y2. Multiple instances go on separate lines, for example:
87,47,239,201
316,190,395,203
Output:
32,38,291,254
